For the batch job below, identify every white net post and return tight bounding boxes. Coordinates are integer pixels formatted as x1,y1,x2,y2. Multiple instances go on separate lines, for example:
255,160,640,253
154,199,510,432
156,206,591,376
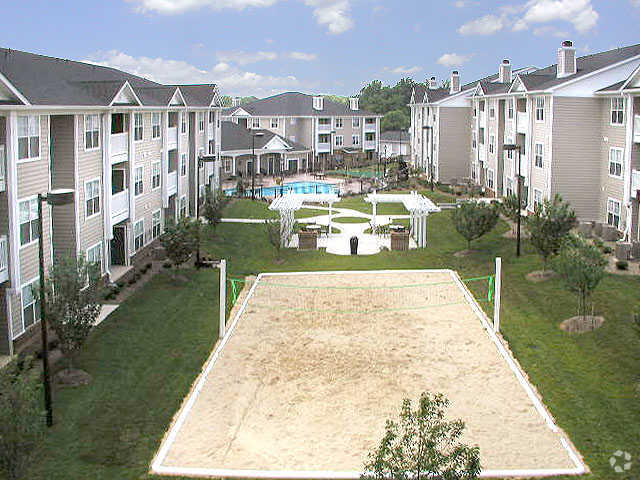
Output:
493,257,502,332
218,259,227,339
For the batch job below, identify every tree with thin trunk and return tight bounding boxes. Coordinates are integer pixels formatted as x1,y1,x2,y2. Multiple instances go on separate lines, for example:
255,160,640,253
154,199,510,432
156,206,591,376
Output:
552,234,606,323
451,201,499,250
201,191,227,235
264,219,283,259
161,218,200,278
362,391,481,480
527,195,576,271
500,194,521,235
44,254,101,370
0,357,45,480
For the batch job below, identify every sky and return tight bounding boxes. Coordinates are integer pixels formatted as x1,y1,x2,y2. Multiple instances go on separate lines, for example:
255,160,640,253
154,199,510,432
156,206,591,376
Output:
3,0,640,98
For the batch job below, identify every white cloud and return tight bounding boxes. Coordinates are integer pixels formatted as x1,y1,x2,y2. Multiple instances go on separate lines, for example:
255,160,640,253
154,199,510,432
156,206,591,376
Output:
632,0,640,6
453,0,479,7
127,0,354,34
532,25,569,37
458,14,504,35
216,50,278,65
289,51,318,61
437,53,472,67
384,66,423,75
84,50,301,97
519,0,598,33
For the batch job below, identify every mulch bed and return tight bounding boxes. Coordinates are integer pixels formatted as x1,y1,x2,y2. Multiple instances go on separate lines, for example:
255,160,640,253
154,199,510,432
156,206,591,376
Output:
526,270,556,282
559,315,605,333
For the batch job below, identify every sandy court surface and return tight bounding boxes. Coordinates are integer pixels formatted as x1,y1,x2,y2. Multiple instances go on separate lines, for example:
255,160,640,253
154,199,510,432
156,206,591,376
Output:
155,271,581,476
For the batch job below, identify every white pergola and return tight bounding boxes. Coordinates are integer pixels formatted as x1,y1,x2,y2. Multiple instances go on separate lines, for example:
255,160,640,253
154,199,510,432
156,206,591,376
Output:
364,191,441,248
269,193,341,247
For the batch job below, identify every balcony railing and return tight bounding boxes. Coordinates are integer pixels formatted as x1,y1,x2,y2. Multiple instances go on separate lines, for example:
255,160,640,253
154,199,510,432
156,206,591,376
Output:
364,121,377,133
632,170,640,197
167,126,178,150
0,147,5,192
110,132,129,164
478,146,487,163
516,111,528,134
634,115,640,143
364,140,376,150
167,171,178,196
0,235,7,284
111,189,130,225
317,142,331,153
479,111,486,126
318,123,332,133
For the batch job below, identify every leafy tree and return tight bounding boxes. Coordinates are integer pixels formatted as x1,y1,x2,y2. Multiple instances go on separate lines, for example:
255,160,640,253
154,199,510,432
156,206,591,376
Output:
264,219,283,258
201,192,227,234
527,195,576,270
359,78,419,133
440,79,451,90
381,109,409,132
362,391,480,480
552,234,606,322
44,255,101,369
220,95,258,107
161,218,200,276
0,357,45,480
452,202,500,250
500,194,521,234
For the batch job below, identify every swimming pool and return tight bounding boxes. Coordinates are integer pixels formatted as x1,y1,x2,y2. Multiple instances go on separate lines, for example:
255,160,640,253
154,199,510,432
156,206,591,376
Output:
224,181,339,198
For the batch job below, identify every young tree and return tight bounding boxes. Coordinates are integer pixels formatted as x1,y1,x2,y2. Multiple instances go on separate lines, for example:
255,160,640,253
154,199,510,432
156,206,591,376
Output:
0,357,45,480
264,219,283,258
527,195,576,270
45,254,101,370
552,234,606,322
500,194,521,235
362,392,480,480
201,192,227,234
452,202,500,250
161,218,200,276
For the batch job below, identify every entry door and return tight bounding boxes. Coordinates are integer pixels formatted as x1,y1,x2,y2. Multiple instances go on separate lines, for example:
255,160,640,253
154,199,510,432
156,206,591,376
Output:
268,157,274,175
110,227,126,266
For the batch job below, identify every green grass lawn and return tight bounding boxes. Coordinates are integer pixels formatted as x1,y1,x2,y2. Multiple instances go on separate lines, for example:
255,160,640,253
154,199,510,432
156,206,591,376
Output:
27,205,640,480
222,199,326,219
332,216,370,224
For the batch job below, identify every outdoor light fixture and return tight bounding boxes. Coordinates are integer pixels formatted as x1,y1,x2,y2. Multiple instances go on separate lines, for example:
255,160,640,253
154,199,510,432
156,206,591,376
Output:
503,143,523,257
38,188,75,427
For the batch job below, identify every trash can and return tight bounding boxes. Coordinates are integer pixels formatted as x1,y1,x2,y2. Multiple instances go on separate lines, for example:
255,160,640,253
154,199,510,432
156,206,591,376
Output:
350,236,359,255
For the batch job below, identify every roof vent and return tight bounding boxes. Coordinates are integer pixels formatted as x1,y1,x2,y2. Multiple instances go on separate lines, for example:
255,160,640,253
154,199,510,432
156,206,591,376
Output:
450,71,460,94
499,59,511,84
557,40,576,79
350,97,359,110
313,96,324,111
428,76,438,90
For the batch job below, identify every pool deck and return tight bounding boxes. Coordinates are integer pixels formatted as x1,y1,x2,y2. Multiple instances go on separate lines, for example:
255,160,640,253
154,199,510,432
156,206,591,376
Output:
222,173,365,196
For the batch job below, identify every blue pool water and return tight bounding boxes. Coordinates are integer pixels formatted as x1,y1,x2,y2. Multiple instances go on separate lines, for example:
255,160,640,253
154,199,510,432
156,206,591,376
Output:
224,181,339,198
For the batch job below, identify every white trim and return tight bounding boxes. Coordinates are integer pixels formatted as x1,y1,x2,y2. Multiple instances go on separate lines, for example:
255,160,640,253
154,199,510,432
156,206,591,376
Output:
133,112,144,142
16,114,41,163
84,176,102,219
151,208,162,240
109,81,142,107
18,276,40,337
83,113,101,151
608,147,624,179
17,195,39,250
86,241,103,273
0,71,30,105
609,97,625,127
151,161,162,190
534,143,544,169
548,53,640,93
134,165,144,197
132,219,144,253
607,196,622,230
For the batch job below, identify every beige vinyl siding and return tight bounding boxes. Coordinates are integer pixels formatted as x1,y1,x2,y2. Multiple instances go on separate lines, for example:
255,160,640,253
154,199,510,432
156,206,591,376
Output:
528,95,552,206
551,97,602,222
284,118,314,150
0,117,8,236
179,121,190,198
438,107,472,183
8,289,22,343
133,113,163,229
600,98,627,229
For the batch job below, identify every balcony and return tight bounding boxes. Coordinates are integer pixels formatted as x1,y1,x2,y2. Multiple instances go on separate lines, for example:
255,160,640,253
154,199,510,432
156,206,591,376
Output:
111,189,130,225
479,111,486,126
633,170,640,197
364,140,376,150
0,235,7,284
110,132,129,164
364,121,377,133
167,171,178,196
318,122,332,133
516,112,528,134
208,123,215,137
478,146,487,163
167,126,178,150
634,115,640,143
317,142,331,153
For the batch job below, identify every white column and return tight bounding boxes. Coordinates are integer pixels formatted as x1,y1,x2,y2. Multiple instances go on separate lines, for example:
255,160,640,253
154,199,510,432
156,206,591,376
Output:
219,259,227,339
161,111,169,208
328,202,333,237
6,112,20,292
493,257,502,332
102,114,113,238
372,202,377,232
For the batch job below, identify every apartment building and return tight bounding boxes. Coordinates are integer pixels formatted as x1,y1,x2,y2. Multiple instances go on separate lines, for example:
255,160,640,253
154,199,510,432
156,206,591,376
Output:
223,92,382,170
379,130,410,159
0,48,222,355
468,42,640,239
220,121,312,180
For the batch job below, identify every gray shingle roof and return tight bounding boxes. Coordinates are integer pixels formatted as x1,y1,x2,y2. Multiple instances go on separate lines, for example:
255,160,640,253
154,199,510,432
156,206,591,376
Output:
222,92,379,117
171,84,217,107
0,47,218,107
380,130,410,142
221,121,310,152
596,81,626,93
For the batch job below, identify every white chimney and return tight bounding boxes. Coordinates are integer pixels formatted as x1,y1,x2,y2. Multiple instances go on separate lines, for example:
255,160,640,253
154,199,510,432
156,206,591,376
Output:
232,96,240,107
428,76,438,90
450,71,460,94
557,40,577,78
499,59,511,83
350,97,359,110
313,96,324,111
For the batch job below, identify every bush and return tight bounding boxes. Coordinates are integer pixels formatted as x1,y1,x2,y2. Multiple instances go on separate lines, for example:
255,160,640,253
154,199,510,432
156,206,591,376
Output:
594,238,604,248
616,260,629,270
451,201,500,250
603,246,613,254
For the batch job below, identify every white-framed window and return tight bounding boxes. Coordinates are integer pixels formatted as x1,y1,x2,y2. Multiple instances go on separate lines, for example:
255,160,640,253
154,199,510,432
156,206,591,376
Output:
18,197,39,247
152,113,161,139
86,243,102,270
197,112,204,132
252,118,260,128
352,117,360,128
152,210,161,239
133,220,144,251
533,189,543,210
489,135,495,154
180,112,187,134
84,114,100,150
180,154,187,176
209,111,215,124
505,177,514,197
607,198,621,229
609,147,623,178
179,195,187,219
85,178,101,218
271,118,279,129
489,106,495,119
152,162,161,189
486,168,495,190
507,99,514,120
224,158,232,173
134,166,144,196
21,278,40,330
335,135,344,147
534,143,543,168
134,113,143,141
535,97,545,122
611,98,625,125
473,103,477,118
18,115,40,161
352,135,360,146
319,118,331,126
208,139,215,155
472,131,477,149
335,118,343,129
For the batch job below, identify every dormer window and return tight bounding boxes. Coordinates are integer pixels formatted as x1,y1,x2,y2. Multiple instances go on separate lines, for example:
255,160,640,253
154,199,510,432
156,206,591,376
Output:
313,96,324,111
350,98,359,110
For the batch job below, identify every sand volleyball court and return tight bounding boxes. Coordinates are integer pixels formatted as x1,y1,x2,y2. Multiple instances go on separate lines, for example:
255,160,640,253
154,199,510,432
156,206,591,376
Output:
152,270,586,478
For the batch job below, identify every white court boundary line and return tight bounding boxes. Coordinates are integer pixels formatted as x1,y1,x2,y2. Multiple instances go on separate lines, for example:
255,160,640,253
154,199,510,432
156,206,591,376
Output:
151,269,587,479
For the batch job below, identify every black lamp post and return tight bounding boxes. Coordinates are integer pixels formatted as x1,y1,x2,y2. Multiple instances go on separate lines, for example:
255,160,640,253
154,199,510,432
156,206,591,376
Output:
251,132,264,200
196,154,217,266
423,125,434,191
504,143,523,257
37,188,74,427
